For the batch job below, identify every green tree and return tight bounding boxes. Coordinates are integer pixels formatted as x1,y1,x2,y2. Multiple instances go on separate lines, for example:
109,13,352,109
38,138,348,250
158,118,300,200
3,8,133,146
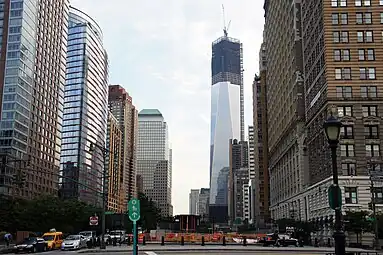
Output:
344,211,372,244
137,192,161,231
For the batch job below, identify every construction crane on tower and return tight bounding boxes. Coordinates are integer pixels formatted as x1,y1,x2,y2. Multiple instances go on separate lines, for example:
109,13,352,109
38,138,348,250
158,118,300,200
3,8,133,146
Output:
222,4,231,37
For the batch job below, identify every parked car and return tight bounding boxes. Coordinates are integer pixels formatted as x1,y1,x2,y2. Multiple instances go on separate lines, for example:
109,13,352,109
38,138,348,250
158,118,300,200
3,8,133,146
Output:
109,230,126,243
259,233,298,247
14,237,48,253
61,235,87,250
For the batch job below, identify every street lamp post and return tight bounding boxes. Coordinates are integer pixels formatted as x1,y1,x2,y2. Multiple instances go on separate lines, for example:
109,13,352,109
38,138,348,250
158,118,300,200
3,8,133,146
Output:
323,115,345,255
89,142,108,250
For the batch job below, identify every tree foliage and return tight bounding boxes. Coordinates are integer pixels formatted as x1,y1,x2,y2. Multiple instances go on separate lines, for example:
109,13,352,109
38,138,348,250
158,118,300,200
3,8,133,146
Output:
0,192,163,234
137,192,161,231
344,211,372,243
0,195,100,233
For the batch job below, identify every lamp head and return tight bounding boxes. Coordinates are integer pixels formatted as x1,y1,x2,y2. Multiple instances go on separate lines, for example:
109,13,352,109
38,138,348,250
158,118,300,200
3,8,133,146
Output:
323,115,342,143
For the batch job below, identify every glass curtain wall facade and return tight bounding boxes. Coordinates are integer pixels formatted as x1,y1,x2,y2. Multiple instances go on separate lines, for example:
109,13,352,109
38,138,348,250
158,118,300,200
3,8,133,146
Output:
209,35,242,222
59,6,108,206
0,0,69,198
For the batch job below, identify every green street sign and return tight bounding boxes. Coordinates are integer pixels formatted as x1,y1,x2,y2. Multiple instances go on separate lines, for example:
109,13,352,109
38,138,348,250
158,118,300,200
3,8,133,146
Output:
328,184,342,210
128,198,140,221
105,211,115,215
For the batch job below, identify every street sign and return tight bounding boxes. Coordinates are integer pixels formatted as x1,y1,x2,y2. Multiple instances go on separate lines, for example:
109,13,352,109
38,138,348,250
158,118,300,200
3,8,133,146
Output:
89,216,98,226
128,199,140,255
128,198,141,222
328,184,342,210
105,211,115,215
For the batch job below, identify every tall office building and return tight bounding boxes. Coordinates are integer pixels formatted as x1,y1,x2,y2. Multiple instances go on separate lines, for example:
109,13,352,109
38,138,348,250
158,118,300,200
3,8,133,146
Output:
197,188,210,220
137,109,172,217
303,0,383,184
106,112,123,212
108,85,138,208
209,31,243,223
189,189,199,215
264,0,307,218
59,7,109,205
0,0,69,198
228,139,248,224
252,44,270,226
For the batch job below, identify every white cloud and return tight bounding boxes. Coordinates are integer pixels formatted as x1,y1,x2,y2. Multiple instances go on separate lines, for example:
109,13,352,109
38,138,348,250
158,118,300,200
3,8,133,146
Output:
70,0,265,214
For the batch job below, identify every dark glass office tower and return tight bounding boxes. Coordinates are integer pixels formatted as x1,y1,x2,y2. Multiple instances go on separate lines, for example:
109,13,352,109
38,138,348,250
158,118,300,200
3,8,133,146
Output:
209,34,244,224
59,7,108,206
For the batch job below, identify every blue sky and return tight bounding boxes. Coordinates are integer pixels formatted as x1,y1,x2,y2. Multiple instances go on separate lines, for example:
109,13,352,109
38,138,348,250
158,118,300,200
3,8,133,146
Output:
71,0,265,214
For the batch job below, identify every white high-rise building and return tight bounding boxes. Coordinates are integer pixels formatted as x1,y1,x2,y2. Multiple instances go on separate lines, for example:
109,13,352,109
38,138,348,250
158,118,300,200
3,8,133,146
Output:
189,189,199,215
137,109,173,216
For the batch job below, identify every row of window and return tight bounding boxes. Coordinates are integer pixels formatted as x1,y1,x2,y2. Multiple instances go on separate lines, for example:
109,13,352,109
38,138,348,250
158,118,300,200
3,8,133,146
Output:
342,162,382,175
336,85,377,98
333,30,373,43
332,12,383,25
340,125,378,139
338,105,377,117
335,67,376,80
344,187,383,205
340,144,380,157
334,49,375,61
332,0,382,7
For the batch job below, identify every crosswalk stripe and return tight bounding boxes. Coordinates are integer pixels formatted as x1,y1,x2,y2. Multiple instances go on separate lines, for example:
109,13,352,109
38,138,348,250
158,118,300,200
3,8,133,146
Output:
145,252,158,255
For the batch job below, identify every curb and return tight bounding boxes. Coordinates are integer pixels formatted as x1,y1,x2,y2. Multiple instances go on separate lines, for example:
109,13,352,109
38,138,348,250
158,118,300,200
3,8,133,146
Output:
78,247,338,253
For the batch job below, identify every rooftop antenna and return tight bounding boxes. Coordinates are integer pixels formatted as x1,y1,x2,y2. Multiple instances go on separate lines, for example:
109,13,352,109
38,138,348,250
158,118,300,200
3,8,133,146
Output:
222,4,231,37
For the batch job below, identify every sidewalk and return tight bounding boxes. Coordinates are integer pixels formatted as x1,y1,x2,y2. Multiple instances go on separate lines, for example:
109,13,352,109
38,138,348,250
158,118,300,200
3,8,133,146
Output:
77,244,373,253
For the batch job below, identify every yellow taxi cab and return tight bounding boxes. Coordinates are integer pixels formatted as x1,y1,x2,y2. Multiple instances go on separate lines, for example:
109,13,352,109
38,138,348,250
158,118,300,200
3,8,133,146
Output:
42,229,63,250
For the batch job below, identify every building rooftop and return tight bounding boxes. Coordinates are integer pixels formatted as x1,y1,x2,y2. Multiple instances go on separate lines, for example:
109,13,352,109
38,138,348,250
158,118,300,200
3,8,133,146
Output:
138,109,162,116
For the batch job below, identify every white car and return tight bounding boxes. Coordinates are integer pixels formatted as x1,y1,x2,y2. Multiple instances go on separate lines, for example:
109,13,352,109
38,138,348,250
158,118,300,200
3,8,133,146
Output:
61,235,87,250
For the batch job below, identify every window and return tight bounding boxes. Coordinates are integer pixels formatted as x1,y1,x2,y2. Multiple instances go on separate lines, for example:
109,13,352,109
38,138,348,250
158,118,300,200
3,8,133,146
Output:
366,144,380,157
381,0,383,5
356,13,363,24
362,105,377,117
341,31,349,42
334,49,350,61
333,31,348,43
334,31,340,42
341,13,348,24
336,86,352,98
366,31,373,42
373,187,383,204
332,13,339,24
338,106,353,117
355,0,362,5
334,49,341,61
335,68,351,80
340,0,347,6
341,144,355,156
358,49,375,61
360,67,376,80
358,31,373,42
356,0,370,5
361,86,377,98
345,187,358,204
367,49,375,61
342,163,356,176
364,13,372,24
340,125,354,138
365,125,379,139
381,13,383,23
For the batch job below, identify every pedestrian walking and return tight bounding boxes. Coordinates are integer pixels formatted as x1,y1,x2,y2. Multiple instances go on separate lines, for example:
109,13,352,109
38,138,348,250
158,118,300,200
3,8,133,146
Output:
4,233,12,247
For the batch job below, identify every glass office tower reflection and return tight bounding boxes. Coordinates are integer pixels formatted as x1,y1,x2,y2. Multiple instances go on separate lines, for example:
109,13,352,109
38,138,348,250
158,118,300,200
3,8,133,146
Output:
209,34,243,222
59,7,108,206
0,0,69,198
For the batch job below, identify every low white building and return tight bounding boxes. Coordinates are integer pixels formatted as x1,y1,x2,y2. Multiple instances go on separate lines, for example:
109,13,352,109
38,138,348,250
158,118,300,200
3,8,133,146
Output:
270,175,383,246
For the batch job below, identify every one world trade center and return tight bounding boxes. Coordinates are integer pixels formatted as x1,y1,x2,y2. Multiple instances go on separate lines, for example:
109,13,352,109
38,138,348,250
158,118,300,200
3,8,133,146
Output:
209,31,244,223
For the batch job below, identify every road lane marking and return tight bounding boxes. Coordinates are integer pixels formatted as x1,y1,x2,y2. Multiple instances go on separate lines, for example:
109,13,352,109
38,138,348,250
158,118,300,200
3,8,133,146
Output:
145,252,158,255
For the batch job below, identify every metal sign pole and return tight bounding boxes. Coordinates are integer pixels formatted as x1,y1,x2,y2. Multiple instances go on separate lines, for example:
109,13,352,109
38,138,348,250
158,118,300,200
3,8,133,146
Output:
133,221,137,255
